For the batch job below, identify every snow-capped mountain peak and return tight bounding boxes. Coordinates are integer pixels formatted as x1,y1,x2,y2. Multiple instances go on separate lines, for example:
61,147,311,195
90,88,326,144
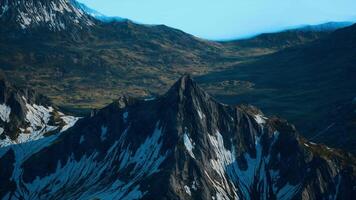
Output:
0,0,95,31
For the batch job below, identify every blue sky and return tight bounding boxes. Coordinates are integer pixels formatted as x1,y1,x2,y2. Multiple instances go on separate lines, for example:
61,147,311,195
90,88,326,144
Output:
79,0,356,40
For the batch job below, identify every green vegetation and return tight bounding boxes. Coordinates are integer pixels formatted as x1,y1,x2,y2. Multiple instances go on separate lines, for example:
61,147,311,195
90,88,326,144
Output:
0,21,327,110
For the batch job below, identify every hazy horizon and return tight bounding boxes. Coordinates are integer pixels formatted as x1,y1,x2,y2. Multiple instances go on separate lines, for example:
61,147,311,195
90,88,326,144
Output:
79,0,356,40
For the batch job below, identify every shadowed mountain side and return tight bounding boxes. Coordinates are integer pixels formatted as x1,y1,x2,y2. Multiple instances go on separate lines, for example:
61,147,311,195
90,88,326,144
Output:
197,23,356,153
0,75,355,199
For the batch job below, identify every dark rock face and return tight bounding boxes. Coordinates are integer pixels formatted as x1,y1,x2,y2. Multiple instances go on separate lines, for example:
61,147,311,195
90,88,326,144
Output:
0,76,355,199
197,23,356,154
0,74,78,147
310,99,356,154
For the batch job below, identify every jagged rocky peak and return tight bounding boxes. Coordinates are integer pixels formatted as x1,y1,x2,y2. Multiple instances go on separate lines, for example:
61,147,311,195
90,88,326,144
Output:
0,74,78,147
163,74,213,120
0,0,95,31
166,74,209,100
0,75,355,200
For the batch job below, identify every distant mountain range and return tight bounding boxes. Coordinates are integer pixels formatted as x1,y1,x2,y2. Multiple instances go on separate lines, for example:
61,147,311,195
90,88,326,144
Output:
0,75,355,199
76,3,354,36
222,21,354,50
296,21,354,32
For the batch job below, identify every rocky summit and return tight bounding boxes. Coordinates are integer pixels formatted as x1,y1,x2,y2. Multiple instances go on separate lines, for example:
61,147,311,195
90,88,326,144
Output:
0,75,355,200
0,74,78,147
0,0,94,31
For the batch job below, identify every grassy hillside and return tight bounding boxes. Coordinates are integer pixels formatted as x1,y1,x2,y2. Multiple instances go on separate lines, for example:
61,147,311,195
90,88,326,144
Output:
0,19,330,109
197,24,356,152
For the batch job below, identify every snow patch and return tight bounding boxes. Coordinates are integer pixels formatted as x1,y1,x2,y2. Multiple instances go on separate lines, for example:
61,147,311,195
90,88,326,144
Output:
254,114,267,125
16,125,58,144
208,131,234,172
60,115,79,132
183,131,195,159
192,181,198,191
144,97,156,101
206,125,297,199
0,104,11,122
12,0,95,30
25,102,53,128
197,109,205,120
207,131,238,199
326,146,333,151
184,185,191,196
118,122,169,175
0,100,78,147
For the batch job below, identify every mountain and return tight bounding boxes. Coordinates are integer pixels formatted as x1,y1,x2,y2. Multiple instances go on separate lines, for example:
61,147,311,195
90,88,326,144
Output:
0,76,355,199
0,0,95,32
1,0,347,110
197,23,356,153
222,21,354,51
298,21,354,32
0,0,231,109
73,0,127,22
0,0,355,155
0,73,78,147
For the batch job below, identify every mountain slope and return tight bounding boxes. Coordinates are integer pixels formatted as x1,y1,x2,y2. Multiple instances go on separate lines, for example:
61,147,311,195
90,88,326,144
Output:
0,0,95,31
0,73,78,147
1,0,354,156
197,23,356,153
1,0,346,110
222,21,354,52
297,21,354,32
0,0,232,108
0,76,355,199
73,0,126,22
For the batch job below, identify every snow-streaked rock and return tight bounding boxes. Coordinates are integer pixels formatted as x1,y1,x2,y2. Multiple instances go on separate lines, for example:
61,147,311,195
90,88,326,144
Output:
0,103,11,122
0,76,79,147
0,0,94,31
254,114,266,125
183,130,195,159
0,75,354,200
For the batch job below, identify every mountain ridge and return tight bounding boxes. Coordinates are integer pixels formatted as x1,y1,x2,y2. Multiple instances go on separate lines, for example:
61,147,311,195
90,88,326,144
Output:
197,23,356,153
0,73,78,147
0,76,355,199
221,21,354,51
0,0,228,109
0,0,95,32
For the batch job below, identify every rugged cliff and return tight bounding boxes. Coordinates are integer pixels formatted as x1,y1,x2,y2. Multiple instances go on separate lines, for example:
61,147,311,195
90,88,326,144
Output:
0,76,354,199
